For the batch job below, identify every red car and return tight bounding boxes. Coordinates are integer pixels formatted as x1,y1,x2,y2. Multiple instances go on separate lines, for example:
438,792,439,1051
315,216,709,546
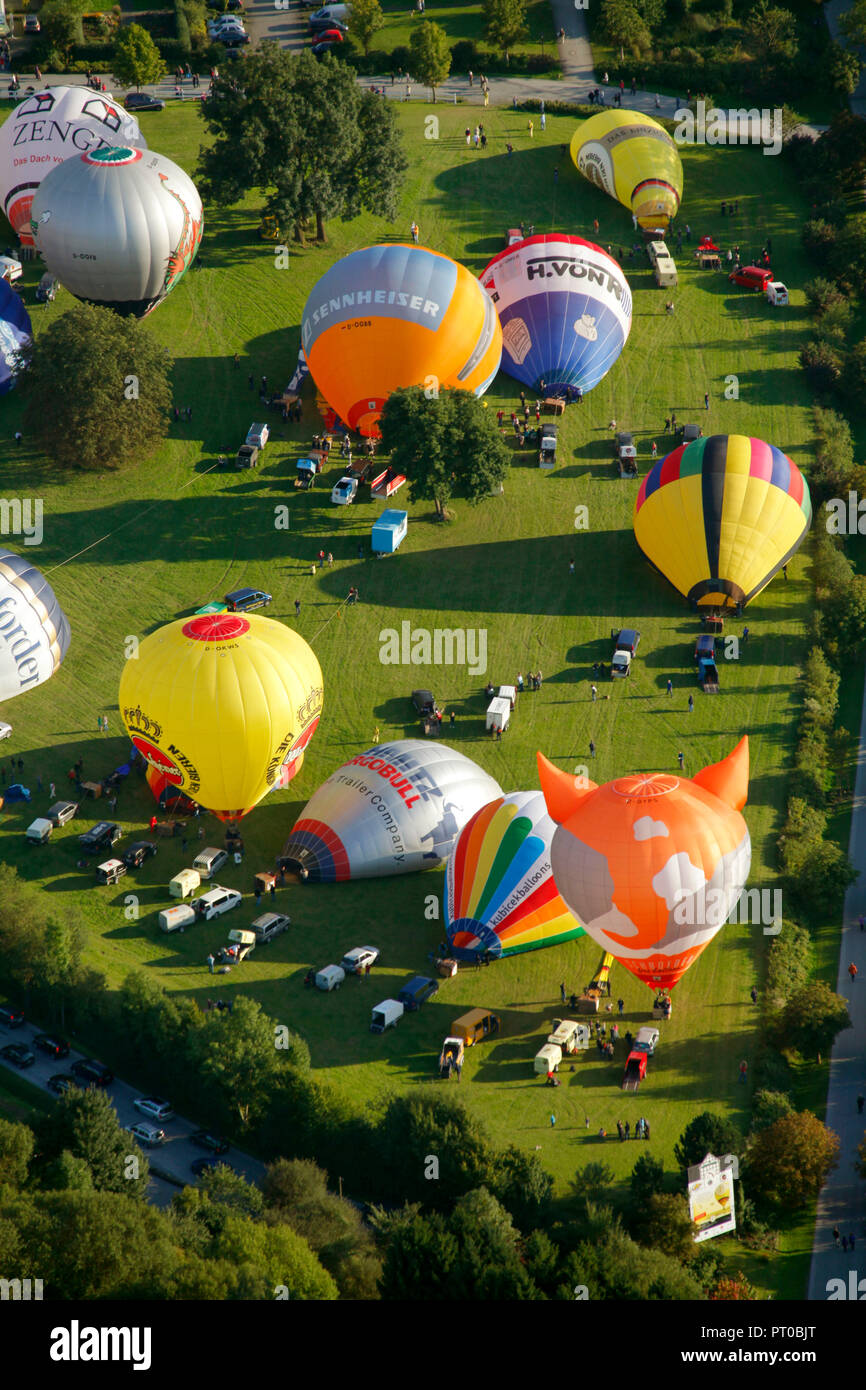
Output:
728,265,773,291
311,27,343,43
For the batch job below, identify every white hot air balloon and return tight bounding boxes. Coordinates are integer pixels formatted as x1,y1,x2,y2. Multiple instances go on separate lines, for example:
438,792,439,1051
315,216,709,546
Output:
0,87,145,247
0,550,71,705
279,740,504,881
30,146,203,318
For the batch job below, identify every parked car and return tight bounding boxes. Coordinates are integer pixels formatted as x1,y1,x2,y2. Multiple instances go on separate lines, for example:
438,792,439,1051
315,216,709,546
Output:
312,41,338,54
222,31,250,45
125,93,165,111
0,1006,25,1029
191,1130,230,1154
397,975,439,1011
48,1073,78,1095
2,782,30,803
308,14,348,30
193,846,228,880
224,587,271,612
95,858,127,886
611,627,641,678
235,443,259,468
538,423,557,468
633,1026,660,1055
123,841,158,869
25,817,52,845
208,16,245,30
127,1121,166,1148
193,886,242,921
0,255,22,284
331,475,358,505
134,1096,175,1122
34,1033,70,1060
78,822,122,854
728,265,773,292
766,280,788,306
310,27,344,42
24,13,40,30
245,422,269,449
340,946,379,975
250,912,291,944
47,800,78,826
70,1058,114,1087
411,689,436,717
1,1043,35,1068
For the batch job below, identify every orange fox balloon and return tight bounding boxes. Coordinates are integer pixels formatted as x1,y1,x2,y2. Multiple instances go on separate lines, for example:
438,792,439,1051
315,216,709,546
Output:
537,738,751,991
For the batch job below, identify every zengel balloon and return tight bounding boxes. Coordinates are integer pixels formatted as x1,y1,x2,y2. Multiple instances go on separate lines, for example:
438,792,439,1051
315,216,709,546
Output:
479,234,632,394
119,612,323,821
537,738,751,993
30,146,202,318
570,111,683,230
0,280,31,394
0,86,145,247
0,550,70,704
280,740,503,880
634,435,812,610
301,244,502,436
445,791,585,960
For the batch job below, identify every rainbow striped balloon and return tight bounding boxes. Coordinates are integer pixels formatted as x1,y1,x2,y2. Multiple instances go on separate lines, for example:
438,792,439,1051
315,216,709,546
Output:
444,791,585,960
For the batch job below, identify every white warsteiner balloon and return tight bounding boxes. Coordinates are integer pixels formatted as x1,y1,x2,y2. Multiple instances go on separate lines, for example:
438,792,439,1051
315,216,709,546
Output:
0,87,145,248
30,146,203,318
280,740,504,881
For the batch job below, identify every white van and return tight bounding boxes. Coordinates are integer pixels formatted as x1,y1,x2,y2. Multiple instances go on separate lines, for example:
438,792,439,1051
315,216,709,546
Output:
370,999,404,1033
251,912,290,944
311,3,349,20
170,868,201,899
193,847,228,880
315,964,346,991
193,886,242,921
159,903,196,933
653,254,678,287
534,1041,562,1075
766,281,788,306
25,817,53,845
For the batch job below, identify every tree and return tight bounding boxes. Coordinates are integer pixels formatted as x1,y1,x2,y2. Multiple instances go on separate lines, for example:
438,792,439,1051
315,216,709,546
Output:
32,1086,150,1200
751,1090,795,1132
574,1226,703,1299
448,1187,540,1299
409,20,451,101
799,338,844,393
40,1,81,59
745,1,797,61
711,1270,760,1299
825,41,861,97
262,1158,382,1299
376,1092,493,1208
784,834,858,918
779,981,851,1059
745,1112,839,1210
632,1192,696,1263
840,0,866,47
0,1119,34,1190
198,48,407,244
599,0,651,52
112,23,166,90
674,1113,743,1175
198,996,284,1128
489,1146,553,1230
348,0,384,56
374,1204,459,1299
572,1161,615,1203
629,1152,665,1206
378,387,510,519
19,304,172,472
482,0,529,63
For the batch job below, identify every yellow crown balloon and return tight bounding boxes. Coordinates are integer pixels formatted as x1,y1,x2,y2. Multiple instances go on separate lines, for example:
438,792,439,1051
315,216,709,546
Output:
119,612,323,821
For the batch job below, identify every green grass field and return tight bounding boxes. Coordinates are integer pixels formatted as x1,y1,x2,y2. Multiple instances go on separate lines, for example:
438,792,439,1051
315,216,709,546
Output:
0,102,829,1296
371,0,560,70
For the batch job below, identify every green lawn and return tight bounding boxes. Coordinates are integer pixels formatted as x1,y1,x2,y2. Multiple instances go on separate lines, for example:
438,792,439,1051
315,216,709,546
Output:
0,102,830,1296
376,0,559,69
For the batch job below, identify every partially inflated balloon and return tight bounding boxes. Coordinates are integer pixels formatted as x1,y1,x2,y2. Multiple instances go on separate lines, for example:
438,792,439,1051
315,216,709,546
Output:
445,791,585,960
119,613,323,821
280,740,503,880
634,435,812,610
480,234,632,394
537,739,751,993
0,86,145,247
0,280,31,394
570,111,683,230
301,244,502,435
30,146,202,317
0,550,70,704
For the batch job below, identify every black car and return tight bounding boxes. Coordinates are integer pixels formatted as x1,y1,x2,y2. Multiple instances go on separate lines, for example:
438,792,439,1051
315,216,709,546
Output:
191,1156,232,1176
411,689,436,718
34,1033,70,1059
124,92,165,112
0,1006,25,1029
1,1043,35,1068
122,841,158,869
78,822,122,854
48,1073,78,1095
70,1058,114,1087
191,1130,230,1155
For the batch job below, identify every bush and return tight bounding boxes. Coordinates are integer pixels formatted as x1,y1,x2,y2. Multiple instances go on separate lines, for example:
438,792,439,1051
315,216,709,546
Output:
799,339,844,393
766,920,814,1008
751,1045,793,1095
752,1089,795,1132
804,277,850,316
450,39,479,71
175,0,191,53
801,218,838,263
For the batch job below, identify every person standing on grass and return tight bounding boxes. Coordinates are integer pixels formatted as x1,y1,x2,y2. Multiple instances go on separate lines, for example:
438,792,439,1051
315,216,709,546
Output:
678,751,684,770
666,678,673,696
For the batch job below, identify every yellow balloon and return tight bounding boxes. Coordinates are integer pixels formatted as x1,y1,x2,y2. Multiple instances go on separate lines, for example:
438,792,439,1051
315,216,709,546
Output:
119,612,323,821
570,111,683,230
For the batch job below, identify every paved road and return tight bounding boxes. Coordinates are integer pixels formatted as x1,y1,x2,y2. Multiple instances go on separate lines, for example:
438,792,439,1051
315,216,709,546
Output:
807,672,866,1301
0,1018,266,1205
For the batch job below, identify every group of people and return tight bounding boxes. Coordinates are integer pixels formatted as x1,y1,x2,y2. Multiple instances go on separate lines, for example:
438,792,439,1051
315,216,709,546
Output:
516,671,542,691
615,1117,651,1141
464,125,488,149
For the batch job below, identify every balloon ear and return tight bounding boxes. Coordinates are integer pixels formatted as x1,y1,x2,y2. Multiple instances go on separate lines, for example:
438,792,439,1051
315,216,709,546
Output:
537,752,597,824
692,735,749,811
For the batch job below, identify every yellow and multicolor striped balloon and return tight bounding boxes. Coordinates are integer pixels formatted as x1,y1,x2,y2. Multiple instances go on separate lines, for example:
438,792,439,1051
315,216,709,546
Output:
444,791,585,960
633,434,812,609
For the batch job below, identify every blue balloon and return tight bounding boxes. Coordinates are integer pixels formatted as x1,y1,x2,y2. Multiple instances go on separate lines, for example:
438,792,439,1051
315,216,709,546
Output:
0,279,31,395
479,233,632,395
